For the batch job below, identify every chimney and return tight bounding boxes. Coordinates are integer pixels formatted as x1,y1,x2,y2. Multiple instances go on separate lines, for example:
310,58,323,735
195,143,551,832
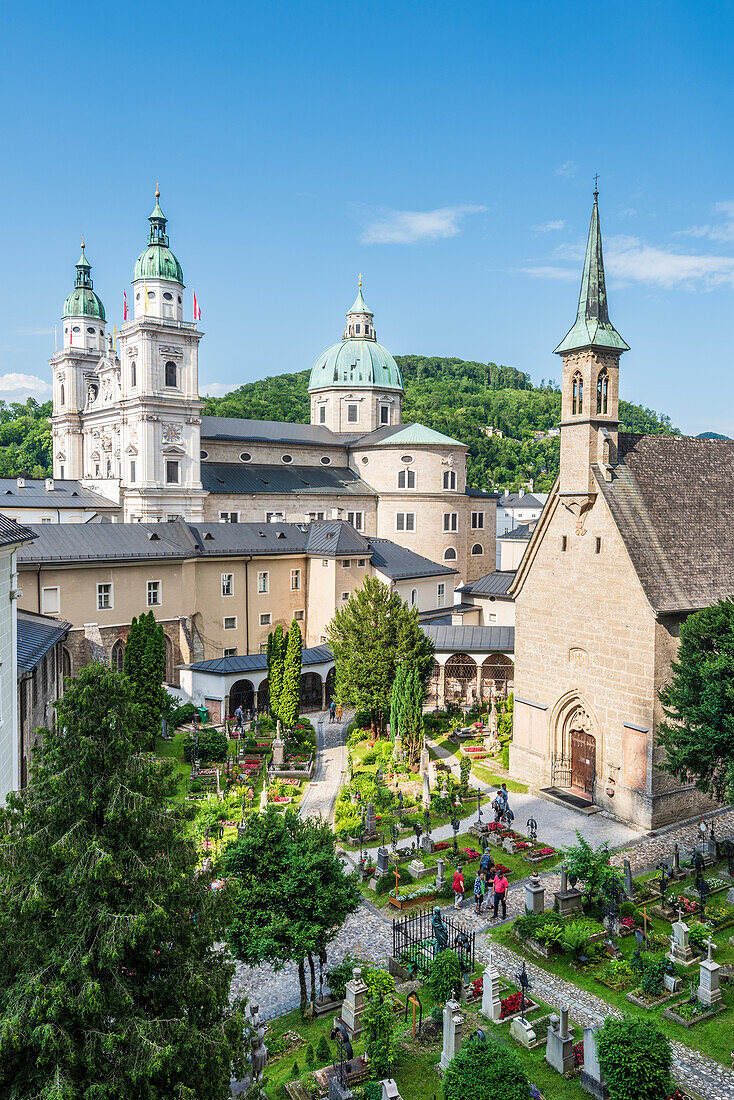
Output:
45,478,55,492
16,477,25,488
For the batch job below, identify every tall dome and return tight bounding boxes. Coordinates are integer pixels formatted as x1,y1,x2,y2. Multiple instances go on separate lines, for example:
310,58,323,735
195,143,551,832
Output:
308,282,403,393
133,185,184,285
62,242,105,320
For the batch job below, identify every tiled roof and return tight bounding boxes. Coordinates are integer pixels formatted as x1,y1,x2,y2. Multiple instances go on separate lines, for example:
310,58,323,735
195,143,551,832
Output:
465,487,500,499
17,610,71,673
200,417,348,446
184,644,334,675
0,479,118,510
498,523,534,541
306,522,370,555
459,571,516,596
18,521,194,563
0,514,37,549
593,433,734,613
368,538,458,580
201,462,375,497
421,624,515,652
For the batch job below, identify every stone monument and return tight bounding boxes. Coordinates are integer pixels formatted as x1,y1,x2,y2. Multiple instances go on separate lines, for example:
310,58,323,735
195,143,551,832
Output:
509,1014,536,1048
435,857,446,893
545,1006,574,1076
440,996,463,1070
364,802,377,840
623,859,634,899
554,866,584,917
697,938,722,1007
249,1002,268,1082
408,857,430,880
272,722,285,768
525,872,545,916
375,845,390,877
480,958,502,1023
340,967,367,1039
422,770,431,810
668,909,696,967
419,742,430,778
381,1081,401,1100
580,1026,609,1099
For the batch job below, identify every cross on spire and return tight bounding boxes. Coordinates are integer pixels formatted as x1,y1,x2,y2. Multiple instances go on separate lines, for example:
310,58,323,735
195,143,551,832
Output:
593,173,600,197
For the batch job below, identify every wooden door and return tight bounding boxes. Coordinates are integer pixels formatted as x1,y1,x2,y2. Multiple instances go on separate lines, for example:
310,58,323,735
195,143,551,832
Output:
570,730,596,794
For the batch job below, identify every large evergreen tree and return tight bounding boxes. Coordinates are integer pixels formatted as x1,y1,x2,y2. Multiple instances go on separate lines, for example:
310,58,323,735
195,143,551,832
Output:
280,619,303,728
268,623,287,721
657,599,734,802
327,577,434,736
0,662,247,1099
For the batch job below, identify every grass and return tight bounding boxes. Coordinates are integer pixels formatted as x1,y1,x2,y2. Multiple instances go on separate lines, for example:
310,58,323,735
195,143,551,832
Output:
471,761,528,794
155,727,192,799
489,909,734,1068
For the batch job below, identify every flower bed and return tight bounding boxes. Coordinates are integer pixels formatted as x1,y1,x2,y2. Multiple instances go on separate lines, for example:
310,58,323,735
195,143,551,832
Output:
388,883,437,910
663,999,726,1028
500,991,537,1018
269,795,291,804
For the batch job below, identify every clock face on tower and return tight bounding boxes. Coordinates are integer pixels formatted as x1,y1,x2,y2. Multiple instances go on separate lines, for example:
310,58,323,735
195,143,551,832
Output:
162,423,183,444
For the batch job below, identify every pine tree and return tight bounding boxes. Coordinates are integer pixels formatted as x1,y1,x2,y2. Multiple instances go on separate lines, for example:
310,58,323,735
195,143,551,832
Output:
268,624,287,721
389,662,407,743
280,619,303,728
0,661,248,1098
124,614,143,680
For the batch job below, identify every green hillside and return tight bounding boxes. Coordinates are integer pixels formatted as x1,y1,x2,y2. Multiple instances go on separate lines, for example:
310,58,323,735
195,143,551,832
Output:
203,355,679,492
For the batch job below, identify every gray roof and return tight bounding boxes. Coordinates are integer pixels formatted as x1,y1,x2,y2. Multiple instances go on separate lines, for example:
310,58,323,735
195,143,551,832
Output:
17,610,71,673
592,433,734,614
368,538,457,580
459,570,516,596
0,479,118,510
19,521,194,564
306,522,370,555
498,523,534,541
201,417,352,447
0,514,37,549
465,487,500,499
421,624,514,652
200,462,375,497
499,493,544,509
184,644,334,675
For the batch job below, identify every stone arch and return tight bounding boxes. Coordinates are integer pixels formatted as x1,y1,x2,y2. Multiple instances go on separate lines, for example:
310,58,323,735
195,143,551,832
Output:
230,679,255,715
427,660,441,705
443,653,477,704
549,691,602,795
258,678,270,712
300,671,322,712
481,653,514,698
325,667,336,704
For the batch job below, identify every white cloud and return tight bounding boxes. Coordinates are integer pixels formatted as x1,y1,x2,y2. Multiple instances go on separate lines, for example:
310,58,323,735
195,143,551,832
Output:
679,200,734,242
532,220,566,233
554,161,577,178
200,381,232,397
0,373,52,400
15,327,54,337
360,205,485,245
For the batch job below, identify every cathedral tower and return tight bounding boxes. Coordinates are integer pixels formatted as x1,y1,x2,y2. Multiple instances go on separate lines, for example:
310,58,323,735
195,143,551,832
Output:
308,280,404,433
50,243,108,480
114,187,205,521
555,190,629,499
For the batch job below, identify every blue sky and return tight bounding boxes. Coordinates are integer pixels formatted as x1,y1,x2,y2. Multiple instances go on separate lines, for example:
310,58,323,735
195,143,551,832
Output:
2,0,734,434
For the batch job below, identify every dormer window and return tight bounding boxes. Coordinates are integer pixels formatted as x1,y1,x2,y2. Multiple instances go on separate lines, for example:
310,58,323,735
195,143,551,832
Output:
596,369,608,415
572,371,583,415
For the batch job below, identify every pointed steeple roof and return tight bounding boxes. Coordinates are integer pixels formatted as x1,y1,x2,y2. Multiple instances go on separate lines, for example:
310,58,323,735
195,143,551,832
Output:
347,276,373,316
63,240,105,320
554,190,629,355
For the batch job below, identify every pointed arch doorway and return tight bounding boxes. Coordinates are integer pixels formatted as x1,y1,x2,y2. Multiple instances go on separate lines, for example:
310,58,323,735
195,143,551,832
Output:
568,706,596,797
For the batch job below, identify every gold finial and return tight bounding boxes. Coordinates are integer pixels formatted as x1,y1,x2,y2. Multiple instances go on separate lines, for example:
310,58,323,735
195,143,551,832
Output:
155,180,160,199
358,272,362,289
81,235,85,251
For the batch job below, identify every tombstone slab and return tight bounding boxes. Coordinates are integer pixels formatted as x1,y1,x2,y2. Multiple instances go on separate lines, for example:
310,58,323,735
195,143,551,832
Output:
480,960,503,1022
554,866,584,917
623,859,634,899
329,1077,354,1100
580,1026,610,1099
340,967,367,1039
408,858,431,880
509,1016,536,1048
420,834,436,855
381,1080,401,1100
435,858,446,892
545,1007,575,1076
668,912,696,967
440,997,463,1070
698,942,722,1007
525,873,545,916
375,847,390,877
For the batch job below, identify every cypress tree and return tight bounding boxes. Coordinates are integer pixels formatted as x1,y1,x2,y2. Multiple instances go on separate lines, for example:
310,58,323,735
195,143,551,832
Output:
280,619,303,728
389,662,406,742
0,661,248,1098
124,614,143,680
269,623,286,720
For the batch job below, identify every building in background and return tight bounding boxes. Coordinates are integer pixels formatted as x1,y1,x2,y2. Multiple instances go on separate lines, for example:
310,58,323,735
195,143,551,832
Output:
0,478,119,525
0,517,36,803
16,610,71,787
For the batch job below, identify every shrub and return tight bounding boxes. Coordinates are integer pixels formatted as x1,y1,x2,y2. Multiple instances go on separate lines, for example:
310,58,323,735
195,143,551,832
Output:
361,965,394,999
375,873,393,895
514,911,563,942
290,1061,300,1079
438,879,455,900
596,1017,672,1100
459,755,471,796
363,1082,381,1100
326,954,361,1000
428,948,462,1004
619,901,636,919
443,1037,529,1100
188,778,202,793
536,923,563,947
430,1004,443,1026
305,1043,314,1068
561,921,593,960
639,958,669,996
688,922,711,952
316,1035,331,1064
183,728,228,763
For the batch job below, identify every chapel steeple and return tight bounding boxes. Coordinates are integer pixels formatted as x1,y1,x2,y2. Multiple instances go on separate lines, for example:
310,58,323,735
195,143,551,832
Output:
343,276,377,341
556,190,629,498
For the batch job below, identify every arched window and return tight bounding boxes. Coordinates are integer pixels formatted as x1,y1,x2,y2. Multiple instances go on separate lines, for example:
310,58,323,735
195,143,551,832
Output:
106,460,112,477
443,470,457,490
61,647,72,681
60,384,65,406
471,543,483,555
410,588,418,606
443,547,457,561
165,361,177,387
572,371,583,415
596,369,608,415
131,361,137,388
111,639,125,673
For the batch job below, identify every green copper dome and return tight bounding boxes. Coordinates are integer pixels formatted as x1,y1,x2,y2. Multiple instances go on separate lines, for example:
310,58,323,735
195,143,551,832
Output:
309,338,403,392
132,186,184,285
62,244,106,321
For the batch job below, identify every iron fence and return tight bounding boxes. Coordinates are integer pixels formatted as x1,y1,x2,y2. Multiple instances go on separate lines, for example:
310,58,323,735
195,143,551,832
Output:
392,906,475,972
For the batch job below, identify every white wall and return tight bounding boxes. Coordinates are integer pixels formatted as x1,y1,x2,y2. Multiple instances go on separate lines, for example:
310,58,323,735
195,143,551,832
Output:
0,548,19,804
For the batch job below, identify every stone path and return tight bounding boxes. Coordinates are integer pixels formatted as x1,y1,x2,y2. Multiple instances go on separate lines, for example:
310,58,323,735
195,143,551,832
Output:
296,710,351,824
479,935,734,1100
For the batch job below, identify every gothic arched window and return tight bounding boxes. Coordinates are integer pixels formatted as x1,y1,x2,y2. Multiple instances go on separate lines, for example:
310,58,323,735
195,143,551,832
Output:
111,639,125,673
596,369,608,415
165,361,177,387
572,371,583,415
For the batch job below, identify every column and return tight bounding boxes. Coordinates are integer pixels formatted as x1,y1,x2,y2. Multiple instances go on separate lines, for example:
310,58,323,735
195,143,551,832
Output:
321,680,327,709
438,664,446,707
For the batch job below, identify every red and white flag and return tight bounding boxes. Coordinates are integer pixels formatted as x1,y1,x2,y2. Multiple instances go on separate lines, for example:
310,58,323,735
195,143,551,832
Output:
123,290,128,320
193,291,201,321
69,328,73,346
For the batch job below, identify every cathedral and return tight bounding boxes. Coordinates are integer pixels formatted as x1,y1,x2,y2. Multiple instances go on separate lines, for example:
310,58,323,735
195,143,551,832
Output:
49,189,495,585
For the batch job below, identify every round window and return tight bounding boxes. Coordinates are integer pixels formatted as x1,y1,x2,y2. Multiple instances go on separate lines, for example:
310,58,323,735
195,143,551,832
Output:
281,454,293,464
200,450,208,460
148,291,156,299
163,292,173,301
240,452,252,462
320,456,331,466
72,326,80,332
178,296,182,303
401,455,414,464
87,327,95,334
361,456,369,465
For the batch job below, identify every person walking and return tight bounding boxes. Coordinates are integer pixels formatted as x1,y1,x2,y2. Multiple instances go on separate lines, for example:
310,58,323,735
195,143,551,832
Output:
452,865,465,910
479,845,495,883
336,703,343,722
492,869,509,920
234,705,244,734
473,871,484,914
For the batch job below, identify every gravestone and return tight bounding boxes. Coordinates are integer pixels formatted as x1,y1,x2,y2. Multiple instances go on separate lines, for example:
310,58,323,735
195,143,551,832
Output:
509,1015,536,1048
706,826,718,862
420,833,436,855
340,967,367,1039
440,997,463,1070
580,1026,610,1099
502,836,518,855
554,866,584,917
408,858,431,880
668,910,696,967
545,1006,574,1076
435,858,446,892
480,958,502,1022
697,939,722,1007
375,846,390,877
422,771,431,810
329,1078,354,1100
727,886,734,907
364,802,377,840
381,1081,401,1100
272,729,285,768
419,744,430,778
623,860,634,899
525,872,545,916
663,971,682,993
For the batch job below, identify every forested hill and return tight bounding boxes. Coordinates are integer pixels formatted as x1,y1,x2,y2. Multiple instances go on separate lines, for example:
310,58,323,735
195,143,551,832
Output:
203,355,679,492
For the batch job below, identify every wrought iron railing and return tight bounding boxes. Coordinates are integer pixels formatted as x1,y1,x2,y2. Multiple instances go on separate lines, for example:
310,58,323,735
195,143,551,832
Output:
550,753,572,788
392,907,475,972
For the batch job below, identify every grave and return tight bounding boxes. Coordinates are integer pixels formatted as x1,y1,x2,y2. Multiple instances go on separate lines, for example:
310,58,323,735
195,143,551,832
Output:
420,833,436,855
545,1006,575,1076
375,847,390,878
435,858,446,893
525,872,545,916
554,866,584,917
509,1015,536,1048
623,859,634,899
272,729,285,768
338,967,367,1039
480,959,502,1023
381,1081,401,1100
580,1026,610,1099
668,910,696,967
697,939,722,1007
422,771,431,810
440,997,463,1070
